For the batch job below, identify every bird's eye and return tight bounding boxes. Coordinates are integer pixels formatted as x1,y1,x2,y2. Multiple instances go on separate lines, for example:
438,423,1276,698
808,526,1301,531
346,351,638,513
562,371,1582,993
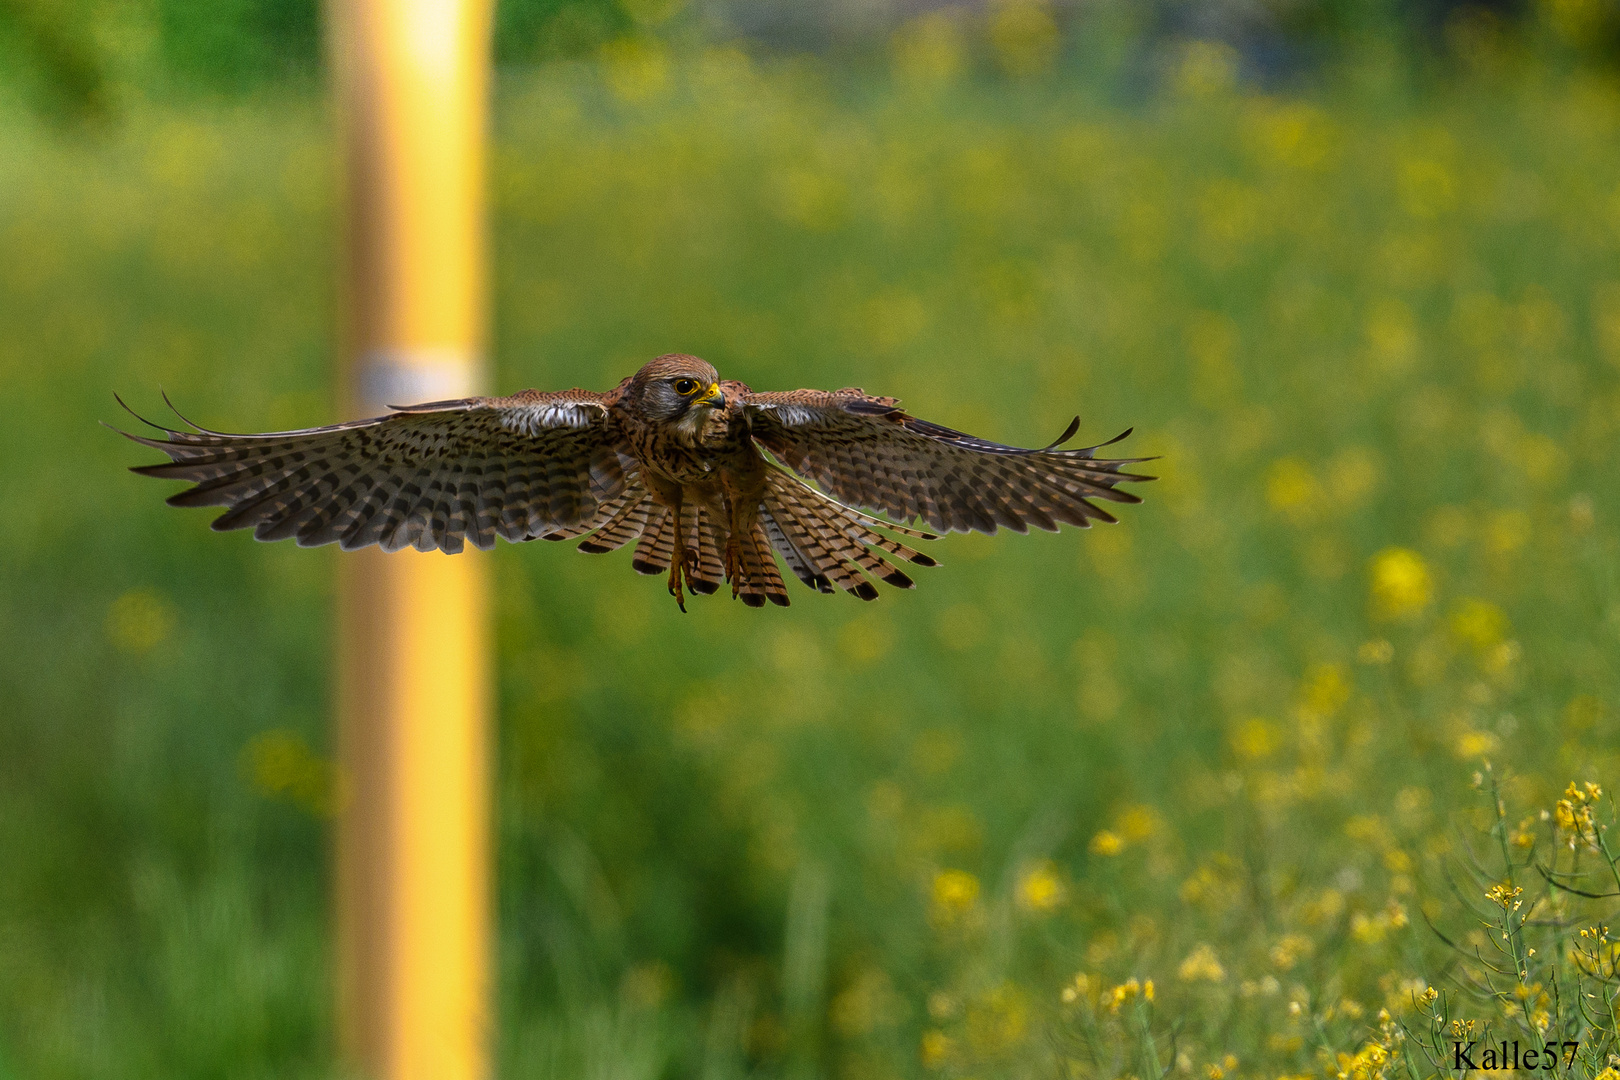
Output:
674,379,699,395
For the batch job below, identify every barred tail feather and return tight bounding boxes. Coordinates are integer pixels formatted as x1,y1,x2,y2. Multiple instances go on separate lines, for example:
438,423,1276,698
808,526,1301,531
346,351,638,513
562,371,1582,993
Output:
688,505,724,595
762,511,833,593
630,505,675,574
735,520,790,607
575,490,652,551
759,467,940,600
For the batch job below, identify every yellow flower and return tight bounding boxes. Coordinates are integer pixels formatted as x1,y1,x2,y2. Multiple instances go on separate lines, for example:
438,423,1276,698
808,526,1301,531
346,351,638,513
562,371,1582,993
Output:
1266,457,1321,519
241,729,348,817
1230,717,1278,759
1269,934,1313,971
106,587,176,654
1179,943,1227,983
1555,782,1602,850
1357,639,1394,664
1450,598,1508,651
932,869,980,913
1016,860,1067,913
1299,663,1350,718
597,38,670,104
1117,805,1162,841
1485,883,1524,910
1369,547,1433,621
891,11,964,90
1089,829,1125,856
987,0,1059,78
919,1029,953,1068
1107,978,1143,1013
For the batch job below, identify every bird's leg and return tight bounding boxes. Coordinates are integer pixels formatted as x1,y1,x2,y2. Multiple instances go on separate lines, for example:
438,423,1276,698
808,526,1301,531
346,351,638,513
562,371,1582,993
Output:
667,490,689,613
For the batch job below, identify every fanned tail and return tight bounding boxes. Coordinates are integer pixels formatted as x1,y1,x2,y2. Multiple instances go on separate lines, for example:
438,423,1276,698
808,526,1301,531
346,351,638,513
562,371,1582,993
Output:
568,467,940,605
758,467,939,601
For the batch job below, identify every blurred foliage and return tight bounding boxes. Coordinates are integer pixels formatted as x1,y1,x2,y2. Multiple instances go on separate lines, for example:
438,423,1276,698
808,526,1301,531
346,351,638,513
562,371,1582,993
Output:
8,16,1620,1080
11,0,1620,112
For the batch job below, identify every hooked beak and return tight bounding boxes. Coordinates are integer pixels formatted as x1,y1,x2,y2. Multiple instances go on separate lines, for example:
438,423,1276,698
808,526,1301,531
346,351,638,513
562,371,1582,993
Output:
697,383,725,408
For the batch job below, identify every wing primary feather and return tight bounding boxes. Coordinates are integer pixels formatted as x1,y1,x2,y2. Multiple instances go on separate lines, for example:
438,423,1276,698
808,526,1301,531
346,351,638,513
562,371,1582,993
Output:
1041,416,1081,451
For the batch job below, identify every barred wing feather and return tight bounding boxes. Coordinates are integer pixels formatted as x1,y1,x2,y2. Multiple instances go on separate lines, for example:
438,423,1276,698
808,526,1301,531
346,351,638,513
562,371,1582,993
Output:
117,390,629,554
741,389,1154,535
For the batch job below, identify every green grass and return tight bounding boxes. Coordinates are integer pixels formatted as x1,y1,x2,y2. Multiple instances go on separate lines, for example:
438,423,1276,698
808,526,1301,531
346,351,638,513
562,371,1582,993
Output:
6,44,1620,1079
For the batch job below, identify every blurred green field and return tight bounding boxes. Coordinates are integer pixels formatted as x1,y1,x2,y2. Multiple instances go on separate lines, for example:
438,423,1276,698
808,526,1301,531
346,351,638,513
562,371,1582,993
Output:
6,36,1620,1080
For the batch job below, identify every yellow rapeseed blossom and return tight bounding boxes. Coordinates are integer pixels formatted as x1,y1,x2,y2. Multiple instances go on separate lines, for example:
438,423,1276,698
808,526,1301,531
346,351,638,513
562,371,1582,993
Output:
1365,297,1418,374
1485,508,1530,555
932,868,980,914
1230,716,1278,759
831,969,899,1037
1350,900,1409,944
1265,457,1321,520
1179,943,1227,982
1369,547,1433,621
1299,663,1351,719
966,983,1031,1053
1326,447,1383,508
241,729,347,817
1270,934,1313,971
988,0,1059,77
1251,101,1334,170
106,587,176,654
1357,639,1394,664
1089,829,1125,856
1455,731,1499,759
598,38,670,103
1485,882,1523,910
1449,598,1508,651
1105,977,1150,1013
1555,781,1603,851
1059,972,1092,1004
919,1029,953,1068
1117,805,1162,842
892,11,964,90
1016,860,1067,913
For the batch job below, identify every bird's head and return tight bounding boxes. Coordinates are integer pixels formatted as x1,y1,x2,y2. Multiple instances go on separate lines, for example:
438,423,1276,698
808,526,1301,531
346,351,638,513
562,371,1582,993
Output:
627,354,726,423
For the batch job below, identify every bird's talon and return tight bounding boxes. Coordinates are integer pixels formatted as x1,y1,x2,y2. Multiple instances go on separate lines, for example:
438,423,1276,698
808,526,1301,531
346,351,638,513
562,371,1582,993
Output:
667,563,687,612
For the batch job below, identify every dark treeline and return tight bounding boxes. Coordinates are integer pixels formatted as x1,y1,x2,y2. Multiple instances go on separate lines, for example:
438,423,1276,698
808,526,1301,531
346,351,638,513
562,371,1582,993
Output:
0,0,1612,119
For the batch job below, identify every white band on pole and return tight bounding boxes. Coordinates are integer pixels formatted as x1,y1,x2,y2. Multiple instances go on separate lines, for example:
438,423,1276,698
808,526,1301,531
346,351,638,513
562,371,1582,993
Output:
356,349,484,413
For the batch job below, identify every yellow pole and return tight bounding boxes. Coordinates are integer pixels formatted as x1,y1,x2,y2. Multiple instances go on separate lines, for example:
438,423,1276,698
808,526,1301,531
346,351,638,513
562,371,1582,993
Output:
330,1,492,1078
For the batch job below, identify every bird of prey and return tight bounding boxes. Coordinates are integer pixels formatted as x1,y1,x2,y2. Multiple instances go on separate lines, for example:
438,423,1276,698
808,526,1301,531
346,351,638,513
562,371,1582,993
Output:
120,354,1153,609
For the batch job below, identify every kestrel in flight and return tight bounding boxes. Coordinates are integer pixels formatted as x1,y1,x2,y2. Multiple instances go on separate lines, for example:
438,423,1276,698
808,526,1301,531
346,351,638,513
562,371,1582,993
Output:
120,354,1153,609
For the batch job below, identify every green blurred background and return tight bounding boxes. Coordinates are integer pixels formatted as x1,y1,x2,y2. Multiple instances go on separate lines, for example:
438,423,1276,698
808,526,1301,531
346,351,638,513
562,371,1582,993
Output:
6,0,1620,1076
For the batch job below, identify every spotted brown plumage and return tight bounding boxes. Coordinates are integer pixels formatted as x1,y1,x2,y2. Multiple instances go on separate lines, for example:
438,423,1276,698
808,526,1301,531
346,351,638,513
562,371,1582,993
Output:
118,353,1154,609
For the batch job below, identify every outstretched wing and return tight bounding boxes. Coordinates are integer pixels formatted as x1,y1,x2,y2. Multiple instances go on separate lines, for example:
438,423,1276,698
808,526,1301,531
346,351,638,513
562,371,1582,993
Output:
118,389,631,554
741,388,1153,534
